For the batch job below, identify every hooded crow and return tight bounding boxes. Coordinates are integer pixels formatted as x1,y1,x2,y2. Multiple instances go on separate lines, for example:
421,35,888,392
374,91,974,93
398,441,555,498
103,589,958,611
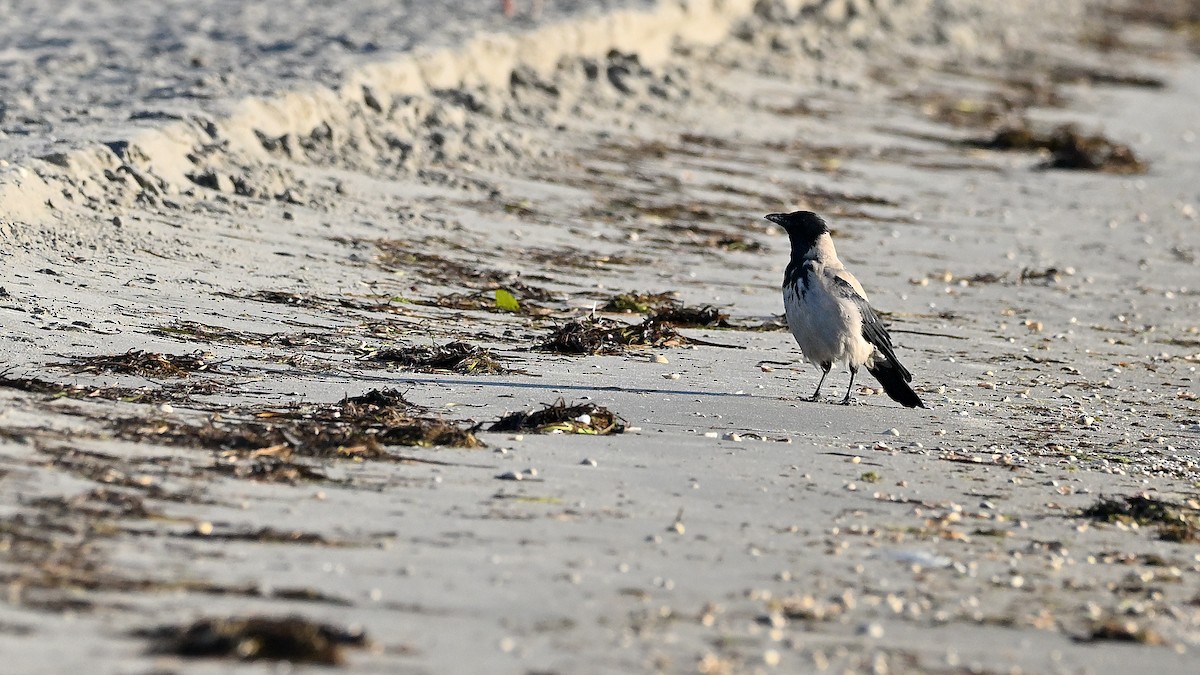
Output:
766,210,925,408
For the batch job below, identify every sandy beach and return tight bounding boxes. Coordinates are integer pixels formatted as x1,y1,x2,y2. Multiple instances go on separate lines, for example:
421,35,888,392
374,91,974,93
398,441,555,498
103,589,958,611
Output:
1,0,1199,672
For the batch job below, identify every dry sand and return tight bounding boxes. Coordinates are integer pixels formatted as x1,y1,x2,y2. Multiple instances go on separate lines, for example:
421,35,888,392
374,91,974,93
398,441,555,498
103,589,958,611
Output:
1,0,1199,672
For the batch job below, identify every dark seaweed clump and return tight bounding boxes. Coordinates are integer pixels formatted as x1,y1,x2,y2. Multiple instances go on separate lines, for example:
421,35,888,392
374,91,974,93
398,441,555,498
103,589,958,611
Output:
64,350,219,378
233,290,323,307
152,320,272,346
1081,618,1165,645
1082,495,1199,543
365,341,509,374
112,388,482,484
601,291,678,314
538,316,687,355
138,615,367,665
600,293,731,328
650,304,730,328
972,122,1147,173
490,400,625,435
0,373,184,404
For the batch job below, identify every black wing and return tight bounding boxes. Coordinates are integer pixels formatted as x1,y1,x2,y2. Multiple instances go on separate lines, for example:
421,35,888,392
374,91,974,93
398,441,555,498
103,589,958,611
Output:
829,276,911,382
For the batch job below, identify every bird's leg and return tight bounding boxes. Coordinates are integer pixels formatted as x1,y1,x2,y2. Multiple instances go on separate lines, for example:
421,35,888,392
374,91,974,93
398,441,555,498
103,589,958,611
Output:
840,366,858,405
808,363,832,401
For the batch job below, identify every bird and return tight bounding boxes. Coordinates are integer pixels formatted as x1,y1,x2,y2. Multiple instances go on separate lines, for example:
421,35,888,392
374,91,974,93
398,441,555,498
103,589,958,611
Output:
766,210,925,408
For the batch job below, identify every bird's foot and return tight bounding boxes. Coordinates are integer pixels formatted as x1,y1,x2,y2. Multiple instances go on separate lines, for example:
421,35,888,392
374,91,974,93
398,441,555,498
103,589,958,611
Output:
805,394,822,403
839,396,857,406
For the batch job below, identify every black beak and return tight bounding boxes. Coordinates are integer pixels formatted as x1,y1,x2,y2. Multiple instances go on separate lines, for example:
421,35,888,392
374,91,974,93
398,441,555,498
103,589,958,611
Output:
764,213,786,225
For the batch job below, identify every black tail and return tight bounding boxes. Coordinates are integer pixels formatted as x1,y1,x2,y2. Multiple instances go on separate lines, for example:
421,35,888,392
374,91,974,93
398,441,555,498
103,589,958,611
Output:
868,362,925,408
